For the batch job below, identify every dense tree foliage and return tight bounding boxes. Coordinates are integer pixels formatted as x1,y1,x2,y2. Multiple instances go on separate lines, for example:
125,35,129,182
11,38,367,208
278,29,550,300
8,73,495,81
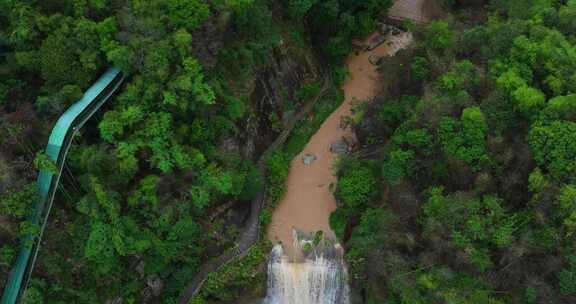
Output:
285,0,394,62
0,0,384,301
334,1,576,303
9,0,576,302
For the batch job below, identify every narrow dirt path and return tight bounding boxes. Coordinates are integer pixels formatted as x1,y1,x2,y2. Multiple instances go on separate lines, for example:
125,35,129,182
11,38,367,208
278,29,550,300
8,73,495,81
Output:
267,32,414,259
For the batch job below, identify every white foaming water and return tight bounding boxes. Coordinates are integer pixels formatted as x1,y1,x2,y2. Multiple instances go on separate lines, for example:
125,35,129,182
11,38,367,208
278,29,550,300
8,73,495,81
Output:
264,243,350,304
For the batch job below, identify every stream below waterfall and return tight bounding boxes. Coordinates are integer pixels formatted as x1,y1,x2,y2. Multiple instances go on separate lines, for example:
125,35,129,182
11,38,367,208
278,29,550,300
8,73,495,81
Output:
262,30,414,304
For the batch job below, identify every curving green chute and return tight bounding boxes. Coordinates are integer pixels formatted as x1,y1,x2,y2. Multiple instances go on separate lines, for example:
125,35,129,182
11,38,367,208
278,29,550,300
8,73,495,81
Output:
1,67,125,304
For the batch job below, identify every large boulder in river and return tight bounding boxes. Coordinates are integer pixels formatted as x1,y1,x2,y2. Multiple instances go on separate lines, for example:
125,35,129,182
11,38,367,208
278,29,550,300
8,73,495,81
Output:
302,154,317,165
330,139,350,155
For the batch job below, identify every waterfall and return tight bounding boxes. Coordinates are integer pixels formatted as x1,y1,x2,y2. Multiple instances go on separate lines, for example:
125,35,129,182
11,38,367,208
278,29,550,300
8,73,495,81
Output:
264,238,350,304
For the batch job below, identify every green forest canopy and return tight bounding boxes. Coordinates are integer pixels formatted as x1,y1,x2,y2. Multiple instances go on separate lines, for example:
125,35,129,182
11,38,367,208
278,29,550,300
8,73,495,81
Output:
333,0,576,303
0,0,393,302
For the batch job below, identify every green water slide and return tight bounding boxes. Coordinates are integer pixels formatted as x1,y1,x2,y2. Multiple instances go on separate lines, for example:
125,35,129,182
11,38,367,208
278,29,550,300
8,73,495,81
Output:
1,67,125,304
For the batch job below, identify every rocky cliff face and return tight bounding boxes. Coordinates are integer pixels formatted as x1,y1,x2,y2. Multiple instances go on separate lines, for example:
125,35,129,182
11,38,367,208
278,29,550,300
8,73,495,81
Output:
247,45,320,159
195,12,321,161
215,48,319,162
213,29,322,260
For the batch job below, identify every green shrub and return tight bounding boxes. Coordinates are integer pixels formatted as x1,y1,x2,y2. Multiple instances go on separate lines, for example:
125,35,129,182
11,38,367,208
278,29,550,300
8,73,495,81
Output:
558,255,576,295
336,159,378,210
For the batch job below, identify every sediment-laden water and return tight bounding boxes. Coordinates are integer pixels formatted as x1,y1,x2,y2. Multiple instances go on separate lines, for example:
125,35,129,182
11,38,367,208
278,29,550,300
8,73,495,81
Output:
267,32,414,258
264,29,414,304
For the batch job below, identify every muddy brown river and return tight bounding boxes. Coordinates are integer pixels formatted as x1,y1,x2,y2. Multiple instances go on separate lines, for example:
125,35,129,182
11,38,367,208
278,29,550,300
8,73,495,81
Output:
267,32,414,260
